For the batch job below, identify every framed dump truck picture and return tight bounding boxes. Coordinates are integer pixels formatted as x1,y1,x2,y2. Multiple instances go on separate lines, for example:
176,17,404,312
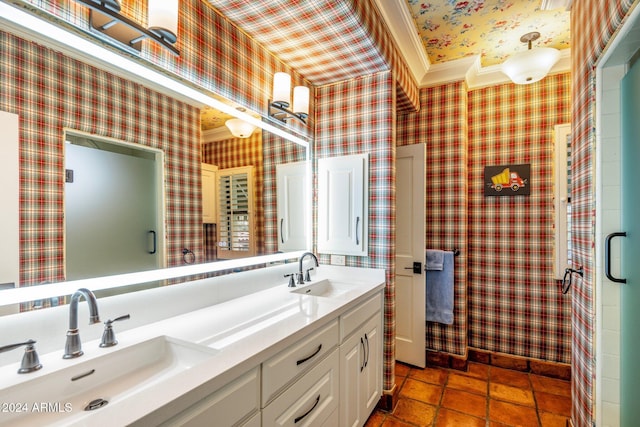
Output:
483,164,530,196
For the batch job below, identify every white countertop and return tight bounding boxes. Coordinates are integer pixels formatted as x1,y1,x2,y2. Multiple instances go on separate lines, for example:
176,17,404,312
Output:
0,265,385,426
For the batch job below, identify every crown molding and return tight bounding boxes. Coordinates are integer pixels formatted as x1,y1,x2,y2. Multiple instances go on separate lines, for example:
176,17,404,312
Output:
421,48,571,90
373,0,431,84
202,126,232,143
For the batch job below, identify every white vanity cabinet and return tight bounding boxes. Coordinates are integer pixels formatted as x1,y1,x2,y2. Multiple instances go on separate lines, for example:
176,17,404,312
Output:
276,161,308,252
317,154,369,256
339,294,383,427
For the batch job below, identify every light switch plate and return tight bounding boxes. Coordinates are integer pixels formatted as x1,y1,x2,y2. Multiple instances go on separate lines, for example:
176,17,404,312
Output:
330,255,346,266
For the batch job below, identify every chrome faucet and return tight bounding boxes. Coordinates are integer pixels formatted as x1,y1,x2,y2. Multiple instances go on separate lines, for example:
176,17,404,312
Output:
297,252,319,285
63,288,100,359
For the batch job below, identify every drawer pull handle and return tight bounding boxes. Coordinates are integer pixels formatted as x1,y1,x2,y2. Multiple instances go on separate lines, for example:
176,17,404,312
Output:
296,344,322,366
294,394,320,423
360,337,365,372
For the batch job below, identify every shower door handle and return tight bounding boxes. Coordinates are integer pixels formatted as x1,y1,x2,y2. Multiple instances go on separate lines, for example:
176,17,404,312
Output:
605,232,627,283
148,230,157,255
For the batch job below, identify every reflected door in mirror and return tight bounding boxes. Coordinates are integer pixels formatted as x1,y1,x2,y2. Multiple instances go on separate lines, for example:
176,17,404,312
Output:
65,140,161,280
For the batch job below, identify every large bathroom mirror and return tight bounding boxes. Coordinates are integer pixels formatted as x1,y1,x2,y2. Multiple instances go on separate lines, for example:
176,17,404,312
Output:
0,3,311,313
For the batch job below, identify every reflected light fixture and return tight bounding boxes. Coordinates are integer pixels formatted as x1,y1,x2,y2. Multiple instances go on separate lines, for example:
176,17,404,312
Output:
501,32,560,85
225,118,257,139
75,0,180,55
268,72,309,125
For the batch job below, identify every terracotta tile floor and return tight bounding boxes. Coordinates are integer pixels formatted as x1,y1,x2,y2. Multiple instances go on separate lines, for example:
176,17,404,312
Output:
365,362,571,427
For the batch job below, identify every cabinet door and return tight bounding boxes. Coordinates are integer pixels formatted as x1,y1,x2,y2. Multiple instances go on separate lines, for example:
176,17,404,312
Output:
339,313,382,427
317,154,368,256
340,330,365,427
202,163,218,224
276,161,308,251
217,166,255,258
361,315,382,417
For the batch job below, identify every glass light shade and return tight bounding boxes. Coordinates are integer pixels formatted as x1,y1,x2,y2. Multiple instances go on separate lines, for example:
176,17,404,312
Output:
501,47,560,85
272,72,291,106
148,0,178,38
225,119,257,139
292,86,310,115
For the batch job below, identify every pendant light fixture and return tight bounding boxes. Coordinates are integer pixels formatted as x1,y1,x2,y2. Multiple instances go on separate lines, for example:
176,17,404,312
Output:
225,118,257,139
501,32,560,85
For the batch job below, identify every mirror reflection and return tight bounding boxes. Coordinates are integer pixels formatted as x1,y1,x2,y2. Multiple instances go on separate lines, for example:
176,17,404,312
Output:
1,24,310,315
60,106,308,283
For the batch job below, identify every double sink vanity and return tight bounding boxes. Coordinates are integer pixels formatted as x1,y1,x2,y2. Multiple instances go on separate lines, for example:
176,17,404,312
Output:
0,262,385,426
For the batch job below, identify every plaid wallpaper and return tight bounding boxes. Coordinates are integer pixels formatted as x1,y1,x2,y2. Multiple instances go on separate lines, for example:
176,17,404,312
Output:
208,0,419,112
397,81,468,357
19,0,313,140
571,1,636,425
0,30,202,285
468,73,572,364
202,132,265,256
315,71,396,392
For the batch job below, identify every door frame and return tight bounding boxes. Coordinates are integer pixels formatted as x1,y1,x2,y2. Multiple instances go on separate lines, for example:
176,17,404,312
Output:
63,129,167,275
594,5,640,425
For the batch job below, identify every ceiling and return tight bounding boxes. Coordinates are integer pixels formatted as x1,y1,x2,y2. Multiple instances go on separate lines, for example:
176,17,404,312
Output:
404,0,570,67
202,0,571,130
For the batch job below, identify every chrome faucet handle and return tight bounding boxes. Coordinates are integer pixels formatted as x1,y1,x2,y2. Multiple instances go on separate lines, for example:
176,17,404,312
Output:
99,314,130,348
284,273,296,288
0,339,42,374
304,267,314,282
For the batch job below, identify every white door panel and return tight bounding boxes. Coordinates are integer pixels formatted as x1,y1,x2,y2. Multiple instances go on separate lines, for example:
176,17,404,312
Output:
395,144,426,367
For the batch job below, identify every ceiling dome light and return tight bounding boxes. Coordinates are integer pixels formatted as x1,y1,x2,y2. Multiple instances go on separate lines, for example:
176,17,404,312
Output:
501,32,560,85
225,119,257,139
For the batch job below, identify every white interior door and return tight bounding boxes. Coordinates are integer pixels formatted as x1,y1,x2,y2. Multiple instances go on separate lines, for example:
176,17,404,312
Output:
395,144,426,367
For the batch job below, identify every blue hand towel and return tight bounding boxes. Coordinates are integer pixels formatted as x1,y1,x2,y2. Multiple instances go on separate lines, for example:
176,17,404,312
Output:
426,250,454,325
426,249,444,271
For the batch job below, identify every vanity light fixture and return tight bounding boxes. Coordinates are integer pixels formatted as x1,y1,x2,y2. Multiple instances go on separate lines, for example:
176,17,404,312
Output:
501,32,560,85
268,72,309,125
75,0,180,56
225,118,257,139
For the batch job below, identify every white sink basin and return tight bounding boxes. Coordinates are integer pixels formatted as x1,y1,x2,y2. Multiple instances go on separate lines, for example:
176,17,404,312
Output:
199,301,299,349
0,335,217,426
290,279,355,298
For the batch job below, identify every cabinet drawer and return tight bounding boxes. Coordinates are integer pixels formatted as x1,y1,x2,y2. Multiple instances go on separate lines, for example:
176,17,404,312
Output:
262,319,339,406
262,348,339,427
340,293,382,342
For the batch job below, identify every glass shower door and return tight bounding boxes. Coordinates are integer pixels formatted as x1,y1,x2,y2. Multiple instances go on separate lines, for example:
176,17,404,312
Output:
65,142,160,280
620,55,640,426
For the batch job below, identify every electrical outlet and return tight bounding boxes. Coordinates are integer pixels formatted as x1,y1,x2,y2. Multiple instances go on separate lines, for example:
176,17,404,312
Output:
330,255,346,266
